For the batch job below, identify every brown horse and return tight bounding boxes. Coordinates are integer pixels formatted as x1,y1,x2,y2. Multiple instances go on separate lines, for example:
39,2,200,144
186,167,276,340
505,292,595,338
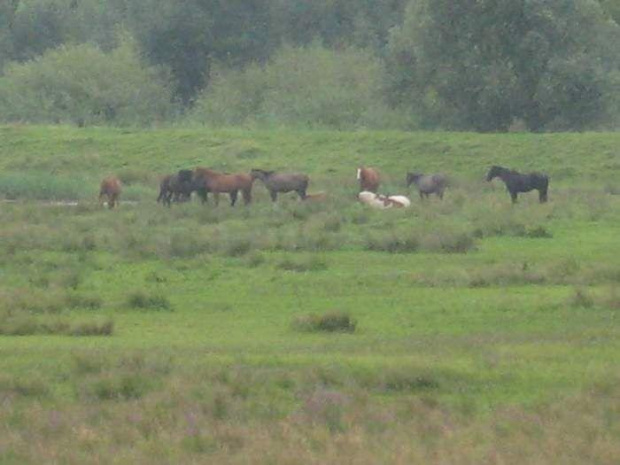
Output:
193,168,254,206
99,176,122,209
357,167,380,193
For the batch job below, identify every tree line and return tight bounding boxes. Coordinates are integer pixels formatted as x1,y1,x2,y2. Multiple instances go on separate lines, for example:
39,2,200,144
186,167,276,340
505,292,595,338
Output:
0,0,619,131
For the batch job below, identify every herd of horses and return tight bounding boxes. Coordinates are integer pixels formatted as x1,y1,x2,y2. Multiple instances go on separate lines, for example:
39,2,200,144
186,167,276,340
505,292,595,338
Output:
99,165,550,209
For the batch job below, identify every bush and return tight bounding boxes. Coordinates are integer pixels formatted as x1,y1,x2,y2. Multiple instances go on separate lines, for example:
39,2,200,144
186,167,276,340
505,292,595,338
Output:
126,290,173,311
190,44,394,129
277,255,327,272
0,314,114,336
292,312,356,333
0,39,175,126
365,232,420,253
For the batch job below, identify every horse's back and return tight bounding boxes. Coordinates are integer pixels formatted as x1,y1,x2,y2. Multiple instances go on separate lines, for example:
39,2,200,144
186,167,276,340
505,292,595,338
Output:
270,173,308,190
359,167,380,192
388,195,411,208
101,176,121,194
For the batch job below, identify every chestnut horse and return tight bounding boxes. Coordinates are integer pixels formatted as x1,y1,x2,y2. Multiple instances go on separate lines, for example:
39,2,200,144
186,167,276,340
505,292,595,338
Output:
357,167,380,193
99,176,122,209
193,168,254,206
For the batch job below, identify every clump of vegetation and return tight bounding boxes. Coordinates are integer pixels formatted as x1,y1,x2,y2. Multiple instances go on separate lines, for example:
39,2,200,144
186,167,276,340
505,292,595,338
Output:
523,225,553,238
277,255,328,272
126,290,173,312
568,287,595,308
221,236,253,257
0,314,113,336
364,233,419,253
423,230,476,253
69,319,114,336
292,312,356,333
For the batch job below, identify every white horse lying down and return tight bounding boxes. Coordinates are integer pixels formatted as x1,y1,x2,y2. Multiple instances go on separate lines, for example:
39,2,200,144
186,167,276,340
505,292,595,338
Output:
358,191,411,209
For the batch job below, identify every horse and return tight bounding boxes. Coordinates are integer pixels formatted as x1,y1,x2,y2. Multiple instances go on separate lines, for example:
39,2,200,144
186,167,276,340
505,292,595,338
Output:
358,191,411,209
406,172,448,200
193,167,254,206
486,165,549,203
99,176,122,209
250,169,309,201
157,169,195,206
357,167,380,193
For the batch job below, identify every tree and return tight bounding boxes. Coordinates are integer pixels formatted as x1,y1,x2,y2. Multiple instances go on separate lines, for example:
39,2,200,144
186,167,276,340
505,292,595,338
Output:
386,0,620,131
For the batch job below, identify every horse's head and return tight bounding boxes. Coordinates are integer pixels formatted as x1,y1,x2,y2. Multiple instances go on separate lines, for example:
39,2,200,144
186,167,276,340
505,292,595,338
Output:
486,165,503,181
177,169,193,183
406,172,422,187
250,169,273,181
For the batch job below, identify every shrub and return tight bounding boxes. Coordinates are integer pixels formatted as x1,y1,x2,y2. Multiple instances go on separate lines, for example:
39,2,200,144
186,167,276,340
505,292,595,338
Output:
190,44,391,129
365,233,419,253
277,255,327,272
292,312,356,333
64,293,103,310
523,225,553,238
126,290,173,312
0,39,175,126
0,314,114,336
70,319,114,336
568,287,594,308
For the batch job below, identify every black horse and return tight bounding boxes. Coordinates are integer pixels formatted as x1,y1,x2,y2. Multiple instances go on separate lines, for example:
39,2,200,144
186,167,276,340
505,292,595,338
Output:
157,169,196,206
486,166,549,203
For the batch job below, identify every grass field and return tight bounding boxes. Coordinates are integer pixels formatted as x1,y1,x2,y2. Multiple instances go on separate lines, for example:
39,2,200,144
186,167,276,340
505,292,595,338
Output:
0,125,619,464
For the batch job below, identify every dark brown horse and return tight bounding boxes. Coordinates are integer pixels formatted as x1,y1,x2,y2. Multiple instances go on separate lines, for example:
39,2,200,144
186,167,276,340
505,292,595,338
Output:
250,169,309,201
357,167,380,193
99,176,122,209
193,168,254,206
157,169,195,206
486,165,549,203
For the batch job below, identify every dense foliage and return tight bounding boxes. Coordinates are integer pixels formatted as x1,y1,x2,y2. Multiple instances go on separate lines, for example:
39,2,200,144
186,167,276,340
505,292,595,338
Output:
0,0,618,131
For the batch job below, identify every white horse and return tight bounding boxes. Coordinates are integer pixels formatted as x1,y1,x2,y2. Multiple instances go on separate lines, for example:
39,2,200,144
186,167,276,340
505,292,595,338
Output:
358,191,411,209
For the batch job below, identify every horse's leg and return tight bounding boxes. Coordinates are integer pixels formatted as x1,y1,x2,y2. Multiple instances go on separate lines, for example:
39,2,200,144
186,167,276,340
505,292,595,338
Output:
242,188,252,205
297,188,307,200
437,189,444,200
539,183,548,203
108,194,116,209
214,192,220,207
270,190,278,202
195,188,207,204
229,190,238,207
510,190,518,203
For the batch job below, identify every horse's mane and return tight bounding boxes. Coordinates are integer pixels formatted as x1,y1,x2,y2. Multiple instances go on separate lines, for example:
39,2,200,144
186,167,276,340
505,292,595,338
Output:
251,168,275,176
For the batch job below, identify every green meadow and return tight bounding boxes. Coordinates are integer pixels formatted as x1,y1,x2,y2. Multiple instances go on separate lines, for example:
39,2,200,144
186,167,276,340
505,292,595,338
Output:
0,125,619,464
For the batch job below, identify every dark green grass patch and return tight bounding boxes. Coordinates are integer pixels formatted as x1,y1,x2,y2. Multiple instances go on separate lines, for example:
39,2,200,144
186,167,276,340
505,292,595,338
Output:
126,290,173,312
292,312,357,333
0,315,114,336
